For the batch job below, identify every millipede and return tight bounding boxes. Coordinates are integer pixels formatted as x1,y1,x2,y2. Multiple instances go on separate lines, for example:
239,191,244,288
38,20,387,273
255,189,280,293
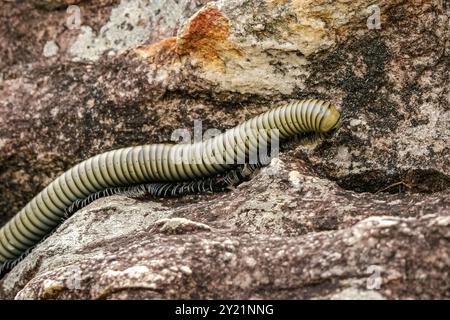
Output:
0,98,341,277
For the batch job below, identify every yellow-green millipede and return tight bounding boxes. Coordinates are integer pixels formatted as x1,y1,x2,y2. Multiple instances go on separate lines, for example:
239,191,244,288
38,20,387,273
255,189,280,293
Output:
0,99,341,275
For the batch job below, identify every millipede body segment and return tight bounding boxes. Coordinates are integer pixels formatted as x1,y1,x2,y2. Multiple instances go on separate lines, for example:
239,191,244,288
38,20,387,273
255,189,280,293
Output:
0,99,341,267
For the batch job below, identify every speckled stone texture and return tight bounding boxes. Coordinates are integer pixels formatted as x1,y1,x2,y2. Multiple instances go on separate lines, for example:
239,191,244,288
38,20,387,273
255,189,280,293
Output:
0,0,449,299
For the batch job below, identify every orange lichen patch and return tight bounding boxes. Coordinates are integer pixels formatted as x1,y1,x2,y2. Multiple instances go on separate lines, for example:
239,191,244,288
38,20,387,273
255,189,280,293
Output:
134,7,240,71
176,7,242,71
134,37,178,66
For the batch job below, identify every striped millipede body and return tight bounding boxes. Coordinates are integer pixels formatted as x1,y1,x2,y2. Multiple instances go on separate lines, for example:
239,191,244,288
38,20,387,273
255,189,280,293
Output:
0,99,341,274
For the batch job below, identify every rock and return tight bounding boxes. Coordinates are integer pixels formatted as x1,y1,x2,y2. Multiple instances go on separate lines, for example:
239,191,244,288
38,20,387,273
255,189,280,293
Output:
0,0,210,69
0,0,214,222
69,0,212,62
31,1,86,10
1,0,449,299
1,160,449,299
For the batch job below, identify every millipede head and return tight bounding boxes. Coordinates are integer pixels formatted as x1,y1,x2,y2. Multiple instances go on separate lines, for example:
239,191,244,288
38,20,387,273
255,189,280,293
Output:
318,102,342,133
